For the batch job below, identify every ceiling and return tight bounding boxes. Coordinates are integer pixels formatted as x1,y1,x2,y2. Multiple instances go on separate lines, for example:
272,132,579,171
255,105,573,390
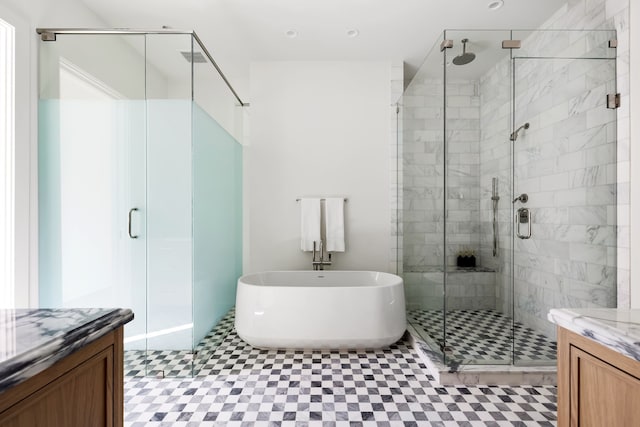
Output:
79,0,565,101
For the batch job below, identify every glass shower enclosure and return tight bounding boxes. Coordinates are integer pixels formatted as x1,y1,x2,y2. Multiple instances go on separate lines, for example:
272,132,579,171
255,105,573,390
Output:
37,29,243,377
400,29,617,366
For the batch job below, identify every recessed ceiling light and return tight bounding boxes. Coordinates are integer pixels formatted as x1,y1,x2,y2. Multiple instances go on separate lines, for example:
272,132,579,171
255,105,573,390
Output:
488,0,504,10
285,29,298,38
346,29,359,38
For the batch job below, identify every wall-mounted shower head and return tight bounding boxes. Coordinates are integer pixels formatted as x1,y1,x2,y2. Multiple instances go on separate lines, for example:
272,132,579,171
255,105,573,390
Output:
510,122,530,141
452,38,476,66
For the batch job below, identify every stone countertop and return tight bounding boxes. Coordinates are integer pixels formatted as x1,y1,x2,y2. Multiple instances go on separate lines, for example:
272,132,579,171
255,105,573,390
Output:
0,308,133,393
548,308,640,362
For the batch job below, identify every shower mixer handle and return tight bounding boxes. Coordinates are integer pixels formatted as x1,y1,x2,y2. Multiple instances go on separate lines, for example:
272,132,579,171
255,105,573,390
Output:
512,193,528,203
516,207,532,239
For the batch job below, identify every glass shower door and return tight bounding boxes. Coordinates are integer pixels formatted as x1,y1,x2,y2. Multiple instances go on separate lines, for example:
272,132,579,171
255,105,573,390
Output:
38,34,148,353
443,30,513,366
511,42,617,364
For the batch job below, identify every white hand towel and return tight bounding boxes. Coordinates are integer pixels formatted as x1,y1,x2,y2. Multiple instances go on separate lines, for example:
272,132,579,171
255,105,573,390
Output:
325,198,345,252
300,198,321,251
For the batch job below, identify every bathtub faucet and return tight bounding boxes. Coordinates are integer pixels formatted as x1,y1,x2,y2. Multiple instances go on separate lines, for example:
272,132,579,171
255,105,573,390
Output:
312,240,332,270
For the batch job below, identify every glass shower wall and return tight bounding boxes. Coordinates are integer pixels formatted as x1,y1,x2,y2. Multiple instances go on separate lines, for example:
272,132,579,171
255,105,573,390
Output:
38,30,244,378
401,35,446,359
144,34,195,373
192,39,243,371
401,28,618,367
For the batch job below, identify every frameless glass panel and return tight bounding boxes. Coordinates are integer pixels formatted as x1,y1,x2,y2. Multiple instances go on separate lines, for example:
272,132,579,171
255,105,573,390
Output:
444,30,512,365
512,55,617,365
191,38,243,372
401,34,446,363
144,33,194,377
512,30,617,60
38,34,147,365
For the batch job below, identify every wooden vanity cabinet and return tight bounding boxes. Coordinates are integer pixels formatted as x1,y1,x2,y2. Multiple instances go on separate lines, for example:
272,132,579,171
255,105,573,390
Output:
557,327,640,427
0,327,124,427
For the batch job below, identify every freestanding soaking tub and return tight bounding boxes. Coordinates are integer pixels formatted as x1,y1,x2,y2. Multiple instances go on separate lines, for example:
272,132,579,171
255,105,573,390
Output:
235,271,406,349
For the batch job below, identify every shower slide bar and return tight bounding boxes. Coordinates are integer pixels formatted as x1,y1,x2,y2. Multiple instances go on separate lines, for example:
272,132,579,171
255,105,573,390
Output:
491,178,499,257
35,28,245,107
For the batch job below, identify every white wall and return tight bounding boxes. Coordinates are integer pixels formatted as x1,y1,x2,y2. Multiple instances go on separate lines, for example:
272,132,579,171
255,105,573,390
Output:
247,61,391,273
631,0,640,308
169,74,245,143
0,4,35,308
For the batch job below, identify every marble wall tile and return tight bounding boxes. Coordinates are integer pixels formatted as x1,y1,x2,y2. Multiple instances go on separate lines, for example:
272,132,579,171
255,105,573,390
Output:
402,79,482,270
479,1,623,338
399,0,628,333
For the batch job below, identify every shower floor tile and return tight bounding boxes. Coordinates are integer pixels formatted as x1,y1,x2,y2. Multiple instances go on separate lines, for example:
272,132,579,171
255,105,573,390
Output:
409,309,558,364
124,324,557,426
124,309,236,378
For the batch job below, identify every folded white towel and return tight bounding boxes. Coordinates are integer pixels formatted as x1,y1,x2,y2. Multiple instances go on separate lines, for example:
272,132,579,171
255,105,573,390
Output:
325,198,345,252
300,198,321,251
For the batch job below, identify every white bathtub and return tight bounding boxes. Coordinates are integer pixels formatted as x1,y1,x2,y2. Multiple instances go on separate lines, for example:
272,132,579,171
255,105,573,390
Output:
235,271,406,349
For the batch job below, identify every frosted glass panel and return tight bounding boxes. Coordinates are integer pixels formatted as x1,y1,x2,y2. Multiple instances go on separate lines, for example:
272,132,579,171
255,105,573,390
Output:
143,34,195,370
38,99,147,345
145,99,193,352
192,103,243,352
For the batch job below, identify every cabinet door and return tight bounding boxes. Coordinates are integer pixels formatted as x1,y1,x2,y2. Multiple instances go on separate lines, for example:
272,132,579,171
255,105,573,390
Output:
570,346,640,426
0,348,113,427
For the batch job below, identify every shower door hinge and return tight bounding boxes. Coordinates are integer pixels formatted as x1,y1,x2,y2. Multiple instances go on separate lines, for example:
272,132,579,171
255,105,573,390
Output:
440,39,453,52
40,31,56,42
609,39,618,48
607,93,621,109
502,40,521,49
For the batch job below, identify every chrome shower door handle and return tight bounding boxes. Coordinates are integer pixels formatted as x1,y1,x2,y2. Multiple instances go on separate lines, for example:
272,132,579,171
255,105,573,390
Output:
128,208,139,239
515,207,531,239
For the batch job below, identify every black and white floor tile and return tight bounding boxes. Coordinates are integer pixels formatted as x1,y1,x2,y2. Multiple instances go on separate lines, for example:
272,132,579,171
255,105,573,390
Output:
124,309,236,378
124,310,557,426
409,309,558,364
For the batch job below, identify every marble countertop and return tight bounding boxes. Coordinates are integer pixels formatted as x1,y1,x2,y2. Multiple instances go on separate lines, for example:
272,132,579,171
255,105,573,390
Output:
548,308,640,362
0,308,133,393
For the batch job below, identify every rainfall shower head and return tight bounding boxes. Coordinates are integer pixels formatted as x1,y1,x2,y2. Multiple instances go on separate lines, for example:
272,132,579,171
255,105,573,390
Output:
180,51,207,63
510,122,530,141
452,38,476,66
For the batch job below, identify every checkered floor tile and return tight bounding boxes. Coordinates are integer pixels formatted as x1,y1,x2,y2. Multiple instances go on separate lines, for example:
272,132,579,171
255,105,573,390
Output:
124,312,557,426
409,309,557,364
124,309,236,378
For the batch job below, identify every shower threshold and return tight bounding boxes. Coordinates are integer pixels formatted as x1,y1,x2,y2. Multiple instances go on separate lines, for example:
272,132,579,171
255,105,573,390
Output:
406,311,557,386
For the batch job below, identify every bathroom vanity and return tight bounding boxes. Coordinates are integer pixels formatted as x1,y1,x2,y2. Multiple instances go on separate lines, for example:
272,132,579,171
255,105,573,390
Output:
0,308,133,427
548,308,640,427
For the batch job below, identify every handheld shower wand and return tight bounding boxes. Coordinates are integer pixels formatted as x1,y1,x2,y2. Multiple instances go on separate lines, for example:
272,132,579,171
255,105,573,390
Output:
510,122,530,141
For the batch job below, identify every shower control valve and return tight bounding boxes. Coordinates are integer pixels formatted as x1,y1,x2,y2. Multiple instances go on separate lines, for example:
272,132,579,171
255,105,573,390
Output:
512,193,528,204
